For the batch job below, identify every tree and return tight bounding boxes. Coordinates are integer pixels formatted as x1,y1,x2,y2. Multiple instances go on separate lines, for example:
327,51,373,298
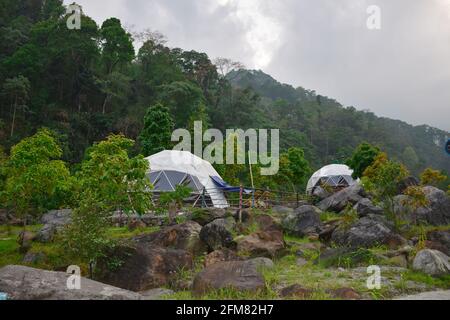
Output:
274,147,310,191
420,168,447,187
402,146,419,172
139,103,174,156
2,76,30,137
3,128,73,223
63,134,152,267
346,142,381,179
159,81,204,128
286,148,310,187
100,18,134,74
362,152,409,213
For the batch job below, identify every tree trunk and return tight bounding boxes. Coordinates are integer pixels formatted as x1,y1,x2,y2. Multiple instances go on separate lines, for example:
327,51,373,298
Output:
102,94,109,114
10,95,17,137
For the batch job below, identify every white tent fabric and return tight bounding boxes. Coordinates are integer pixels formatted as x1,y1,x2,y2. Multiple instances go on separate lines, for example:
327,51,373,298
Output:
145,150,229,208
306,164,356,194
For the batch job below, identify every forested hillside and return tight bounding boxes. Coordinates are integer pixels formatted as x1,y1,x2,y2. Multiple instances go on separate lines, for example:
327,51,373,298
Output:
0,0,448,177
229,70,450,175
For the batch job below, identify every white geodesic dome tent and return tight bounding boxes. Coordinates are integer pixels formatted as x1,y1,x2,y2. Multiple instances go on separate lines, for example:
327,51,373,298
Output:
145,150,228,208
306,164,357,195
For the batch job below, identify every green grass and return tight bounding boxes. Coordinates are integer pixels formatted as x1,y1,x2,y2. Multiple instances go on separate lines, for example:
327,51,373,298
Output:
399,270,450,289
105,226,161,239
319,211,341,223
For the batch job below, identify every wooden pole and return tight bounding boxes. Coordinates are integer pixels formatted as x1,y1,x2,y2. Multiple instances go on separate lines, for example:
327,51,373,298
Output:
239,184,243,223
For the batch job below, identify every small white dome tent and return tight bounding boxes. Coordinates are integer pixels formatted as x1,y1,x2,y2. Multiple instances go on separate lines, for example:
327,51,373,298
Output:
145,150,229,208
306,164,357,195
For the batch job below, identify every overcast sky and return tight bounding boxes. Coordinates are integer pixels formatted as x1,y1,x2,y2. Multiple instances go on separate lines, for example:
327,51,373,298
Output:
65,0,450,131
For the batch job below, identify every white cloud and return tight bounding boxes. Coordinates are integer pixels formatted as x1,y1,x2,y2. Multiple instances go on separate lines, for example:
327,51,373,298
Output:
65,0,450,131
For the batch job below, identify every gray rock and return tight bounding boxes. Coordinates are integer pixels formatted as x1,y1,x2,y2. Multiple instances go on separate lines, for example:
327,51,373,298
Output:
98,244,193,292
190,208,229,226
353,198,383,217
312,186,331,201
296,257,308,267
394,186,450,226
200,217,236,251
245,257,275,270
317,184,365,212
426,230,450,256
134,221,206,255
282,205,323,237
0,265,142,300
271,205,294,215
140,288,174,300
192,259,266,295
331,215,406,248
412,249,450,277
36,209,72,242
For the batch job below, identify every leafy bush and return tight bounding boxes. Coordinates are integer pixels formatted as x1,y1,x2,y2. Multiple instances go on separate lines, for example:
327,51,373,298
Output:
2,128,74,222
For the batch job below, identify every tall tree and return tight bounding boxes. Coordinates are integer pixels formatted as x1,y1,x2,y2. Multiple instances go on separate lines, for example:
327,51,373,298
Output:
2,76,30,137
346,142,381,179
139,103,174,156
100,18,134,74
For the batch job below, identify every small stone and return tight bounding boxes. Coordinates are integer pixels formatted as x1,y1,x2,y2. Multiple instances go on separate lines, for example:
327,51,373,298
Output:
296,257,308,267
279,284,313,299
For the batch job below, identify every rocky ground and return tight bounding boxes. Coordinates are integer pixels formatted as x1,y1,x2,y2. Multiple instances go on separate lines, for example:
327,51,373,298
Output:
0,182,449,300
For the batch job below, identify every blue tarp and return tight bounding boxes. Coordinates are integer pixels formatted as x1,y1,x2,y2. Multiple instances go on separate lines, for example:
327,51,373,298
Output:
211,176,253,194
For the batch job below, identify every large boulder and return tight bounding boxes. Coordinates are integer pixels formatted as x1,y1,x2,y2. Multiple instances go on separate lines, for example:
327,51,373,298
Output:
190,208,229,226
394,186,450,226
426,230,450,256
353,198,383,217
98,244,193,292
134,221,205,255
192,259,266,295
236,230,285,258
282,205,323,237
271,205,294,216
200,217,236,251
0,265,142,300
412,249,450,277
317,184,365,212
204,249,241,267
312,186,331,201
238,215,285,259
36,209,72,242
331,215,406,248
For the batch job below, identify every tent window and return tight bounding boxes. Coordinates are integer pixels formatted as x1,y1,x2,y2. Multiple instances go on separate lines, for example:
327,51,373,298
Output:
148,171,162,184
165,170,187,187
154,171,175,191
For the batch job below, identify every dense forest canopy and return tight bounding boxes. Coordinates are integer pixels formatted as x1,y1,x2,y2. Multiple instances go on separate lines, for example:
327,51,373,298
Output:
0,0,448,180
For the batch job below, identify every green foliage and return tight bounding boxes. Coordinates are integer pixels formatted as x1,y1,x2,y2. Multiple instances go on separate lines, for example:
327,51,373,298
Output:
159,185,192,209
346,142,381,179
139,103,174,156
63,134,152,266
3,128,73,221
100,18,134,74
76,134,152,215
420,168,447,187
362,153,409,204
275,147,310,191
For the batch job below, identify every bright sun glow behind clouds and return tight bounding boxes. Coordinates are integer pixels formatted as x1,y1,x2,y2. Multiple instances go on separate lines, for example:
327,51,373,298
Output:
213,0,283,69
